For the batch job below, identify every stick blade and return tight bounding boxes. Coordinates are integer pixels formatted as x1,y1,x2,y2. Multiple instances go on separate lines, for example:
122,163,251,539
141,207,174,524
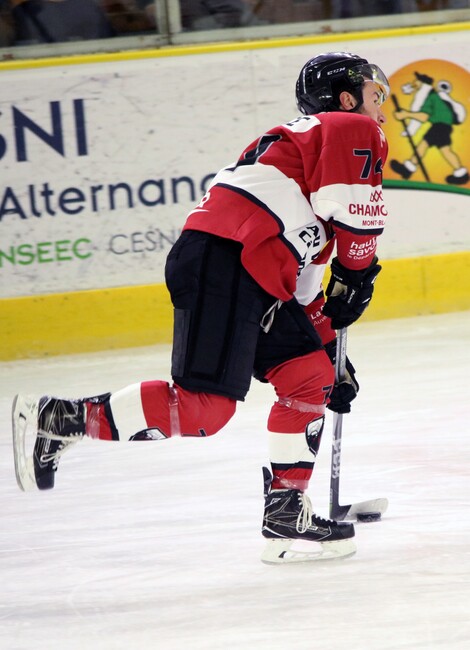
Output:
334,498,389,521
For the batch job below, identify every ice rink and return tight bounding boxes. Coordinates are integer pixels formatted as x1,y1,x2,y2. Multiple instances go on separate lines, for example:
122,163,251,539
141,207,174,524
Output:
1,311,469,650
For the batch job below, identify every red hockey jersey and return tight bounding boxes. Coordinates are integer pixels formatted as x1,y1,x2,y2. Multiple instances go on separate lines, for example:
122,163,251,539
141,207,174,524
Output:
184,111,388,302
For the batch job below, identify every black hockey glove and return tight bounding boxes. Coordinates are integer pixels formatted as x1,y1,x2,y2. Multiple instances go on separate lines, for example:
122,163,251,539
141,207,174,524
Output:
323,256,382,330
324,340,359,414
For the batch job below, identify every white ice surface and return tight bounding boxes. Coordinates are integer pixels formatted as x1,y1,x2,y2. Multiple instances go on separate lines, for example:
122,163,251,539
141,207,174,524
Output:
1,312,469,650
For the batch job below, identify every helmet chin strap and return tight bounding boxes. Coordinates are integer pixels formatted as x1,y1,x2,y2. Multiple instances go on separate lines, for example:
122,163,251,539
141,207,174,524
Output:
347,101,364,113
339,89,364,114
347,86,365,113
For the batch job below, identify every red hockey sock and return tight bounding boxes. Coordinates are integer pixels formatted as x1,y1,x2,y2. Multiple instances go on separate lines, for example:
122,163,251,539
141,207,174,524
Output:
85,381,236,441
265,350,333,490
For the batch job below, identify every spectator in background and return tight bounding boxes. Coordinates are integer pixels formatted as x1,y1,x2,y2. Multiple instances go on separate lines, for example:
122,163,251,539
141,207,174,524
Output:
329,0,467,16
416,1,468,8
101,1,157,35
330,0,407,17
8,0,115,45
180,0,266,30
0,1,15,45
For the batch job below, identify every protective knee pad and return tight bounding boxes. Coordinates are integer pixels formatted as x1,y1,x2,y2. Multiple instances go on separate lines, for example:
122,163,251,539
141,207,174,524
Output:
141,382,236,437
266,349,333,434
176,385,237,437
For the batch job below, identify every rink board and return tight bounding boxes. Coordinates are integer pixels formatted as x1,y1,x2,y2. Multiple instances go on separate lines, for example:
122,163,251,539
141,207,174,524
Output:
1,24,469,360
2,250,469,360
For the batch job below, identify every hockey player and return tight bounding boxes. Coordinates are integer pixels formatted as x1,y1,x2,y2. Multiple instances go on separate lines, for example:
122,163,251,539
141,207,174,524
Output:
12,52,390,563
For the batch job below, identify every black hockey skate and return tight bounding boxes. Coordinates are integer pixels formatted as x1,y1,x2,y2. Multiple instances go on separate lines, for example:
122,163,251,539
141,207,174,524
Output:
261,467,356,563
12,395,85,491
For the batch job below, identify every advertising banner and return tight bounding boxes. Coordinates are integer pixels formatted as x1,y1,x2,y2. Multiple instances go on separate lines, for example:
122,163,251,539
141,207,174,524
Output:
1,29,469,298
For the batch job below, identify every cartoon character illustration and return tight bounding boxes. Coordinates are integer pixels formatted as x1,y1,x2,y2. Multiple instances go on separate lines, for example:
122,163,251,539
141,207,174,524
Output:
390,71,468,185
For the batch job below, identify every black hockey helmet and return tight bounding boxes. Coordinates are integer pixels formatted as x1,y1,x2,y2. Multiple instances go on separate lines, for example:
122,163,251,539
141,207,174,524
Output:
296,52,390,115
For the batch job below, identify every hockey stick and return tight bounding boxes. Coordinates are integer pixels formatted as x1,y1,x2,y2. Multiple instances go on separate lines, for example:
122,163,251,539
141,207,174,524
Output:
391,93,430,183
329,328,388,522
329,327,350,520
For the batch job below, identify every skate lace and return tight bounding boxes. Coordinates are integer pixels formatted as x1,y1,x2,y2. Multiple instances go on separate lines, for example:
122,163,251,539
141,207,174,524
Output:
296,493,313,533
39,432,83,468
296,493,332,533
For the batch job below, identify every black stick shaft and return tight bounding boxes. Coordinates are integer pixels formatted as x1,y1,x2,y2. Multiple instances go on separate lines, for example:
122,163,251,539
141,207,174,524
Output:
329,328,347,519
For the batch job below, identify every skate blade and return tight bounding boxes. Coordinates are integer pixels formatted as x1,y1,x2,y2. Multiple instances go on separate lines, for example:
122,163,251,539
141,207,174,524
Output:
261,537,356,564
12,394,39,491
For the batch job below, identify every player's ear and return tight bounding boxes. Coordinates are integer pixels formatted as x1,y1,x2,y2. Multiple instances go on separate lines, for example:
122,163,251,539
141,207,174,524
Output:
338,90,357,110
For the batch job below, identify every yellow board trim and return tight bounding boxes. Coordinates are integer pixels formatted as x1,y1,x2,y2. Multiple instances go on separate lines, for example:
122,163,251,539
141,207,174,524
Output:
1,251,469,361
0,22,469,71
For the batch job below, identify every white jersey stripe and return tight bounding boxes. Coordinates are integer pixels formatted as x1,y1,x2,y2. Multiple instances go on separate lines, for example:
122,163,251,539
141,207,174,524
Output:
212,163,316,232
311,183,387,231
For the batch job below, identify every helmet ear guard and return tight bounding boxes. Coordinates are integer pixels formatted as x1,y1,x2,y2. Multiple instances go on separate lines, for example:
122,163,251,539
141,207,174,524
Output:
296,52,390,115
